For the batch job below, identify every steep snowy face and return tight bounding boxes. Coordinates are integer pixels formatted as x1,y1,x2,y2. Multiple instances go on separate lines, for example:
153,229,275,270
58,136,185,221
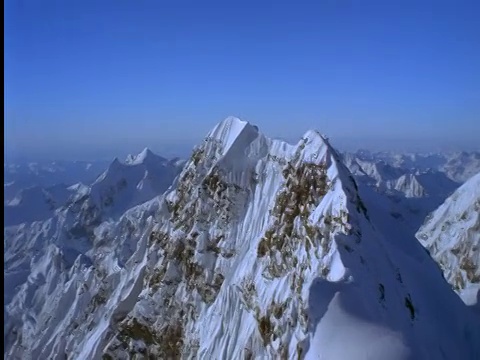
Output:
356,160,405,184
124,148,168,166
416,172,480,306
385,174,426,198
98,117,477,359
87,149,181,219
4,149,181,228
441,152,480,183
4,197,162,360
3,150,183,360
4,118,480,360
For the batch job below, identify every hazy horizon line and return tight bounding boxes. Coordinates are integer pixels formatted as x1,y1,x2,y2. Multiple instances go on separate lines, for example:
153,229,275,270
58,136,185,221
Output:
5,136,480,163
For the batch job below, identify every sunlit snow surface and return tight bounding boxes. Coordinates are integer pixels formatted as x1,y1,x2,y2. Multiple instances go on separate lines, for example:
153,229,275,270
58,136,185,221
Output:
417,172,480,307
4,117,480,359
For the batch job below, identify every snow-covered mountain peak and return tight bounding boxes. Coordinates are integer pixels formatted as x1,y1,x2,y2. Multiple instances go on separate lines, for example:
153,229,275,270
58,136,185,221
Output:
99,119,479,359
110,157,122,167
82,150,182,219
197,117,338,176
301,129,329,144
388,173,426,198
203,116,260,158
125,147,164,166
208,116,255,138
67,182,88,192
4,119,480,359
416,172,480,307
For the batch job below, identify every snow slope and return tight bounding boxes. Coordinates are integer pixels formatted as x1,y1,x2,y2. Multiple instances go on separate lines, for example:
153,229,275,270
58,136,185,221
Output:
416,172,480,307
4,149,181,227
441,152,480,183
4,117,480,360
86,148,180,219
4,149,182,352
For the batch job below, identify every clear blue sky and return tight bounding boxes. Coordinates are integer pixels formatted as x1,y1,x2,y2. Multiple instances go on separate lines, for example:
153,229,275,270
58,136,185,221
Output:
4,0,480,160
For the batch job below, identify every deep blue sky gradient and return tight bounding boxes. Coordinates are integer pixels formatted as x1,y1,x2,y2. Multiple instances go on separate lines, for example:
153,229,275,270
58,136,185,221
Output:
5,0,480,160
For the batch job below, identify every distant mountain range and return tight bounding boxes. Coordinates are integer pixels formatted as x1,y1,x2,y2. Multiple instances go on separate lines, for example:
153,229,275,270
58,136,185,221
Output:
344,149,480,183
4,118,480,359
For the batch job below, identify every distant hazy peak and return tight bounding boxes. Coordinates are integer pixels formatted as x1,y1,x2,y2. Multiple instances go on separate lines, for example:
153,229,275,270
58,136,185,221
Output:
124,147,161,165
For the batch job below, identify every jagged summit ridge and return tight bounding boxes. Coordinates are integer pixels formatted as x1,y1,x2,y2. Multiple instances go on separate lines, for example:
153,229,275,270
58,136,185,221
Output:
114,118,367,358
125,147,166,166
208,116,256,146
100,118,477,359
4,117,480,360
200,116,338,175
198,116,261,166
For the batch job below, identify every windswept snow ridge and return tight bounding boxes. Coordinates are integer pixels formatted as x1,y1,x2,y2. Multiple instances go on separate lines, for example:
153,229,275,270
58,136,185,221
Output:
416,172,480,307
4,117,480,360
